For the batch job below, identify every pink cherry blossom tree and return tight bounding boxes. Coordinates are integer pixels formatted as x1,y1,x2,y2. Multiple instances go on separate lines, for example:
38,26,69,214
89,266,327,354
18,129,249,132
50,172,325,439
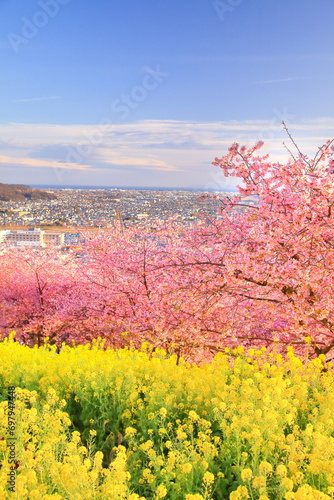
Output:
204,131,334,356
0,248,91,347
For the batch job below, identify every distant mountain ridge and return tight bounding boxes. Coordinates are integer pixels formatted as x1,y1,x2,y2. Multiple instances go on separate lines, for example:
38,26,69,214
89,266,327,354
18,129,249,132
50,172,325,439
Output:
0,183,57,201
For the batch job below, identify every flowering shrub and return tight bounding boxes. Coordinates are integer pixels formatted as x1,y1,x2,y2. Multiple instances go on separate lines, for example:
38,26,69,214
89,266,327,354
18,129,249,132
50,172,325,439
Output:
1,337,334,498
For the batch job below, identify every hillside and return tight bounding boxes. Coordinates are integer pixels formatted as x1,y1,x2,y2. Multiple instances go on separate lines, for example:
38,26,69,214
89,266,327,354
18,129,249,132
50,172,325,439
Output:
0,183,56,201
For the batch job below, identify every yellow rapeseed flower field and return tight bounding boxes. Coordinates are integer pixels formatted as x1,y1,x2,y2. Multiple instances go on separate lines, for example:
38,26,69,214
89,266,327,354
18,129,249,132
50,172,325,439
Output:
0,336,334,499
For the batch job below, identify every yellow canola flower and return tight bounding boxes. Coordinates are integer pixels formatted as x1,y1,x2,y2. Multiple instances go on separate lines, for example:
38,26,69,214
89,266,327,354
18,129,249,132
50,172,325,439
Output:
281,477,294,491
188,410,200,421
159,407,167,418
276,464,288,477
155,484,168,498
230,485,250,500
181,463,193,474
125,427,137,438
241,468,253,481
253,476,266,489
140,440,154,452
202,471,215,485
259,461,273,475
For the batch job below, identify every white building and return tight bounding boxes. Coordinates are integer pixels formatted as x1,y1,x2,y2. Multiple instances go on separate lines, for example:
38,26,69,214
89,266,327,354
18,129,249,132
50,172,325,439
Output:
0,228,65,247
42,231,65,247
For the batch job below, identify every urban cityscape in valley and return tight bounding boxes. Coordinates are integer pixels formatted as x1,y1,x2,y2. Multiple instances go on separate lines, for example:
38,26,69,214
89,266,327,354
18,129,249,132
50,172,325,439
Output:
0,186,259,248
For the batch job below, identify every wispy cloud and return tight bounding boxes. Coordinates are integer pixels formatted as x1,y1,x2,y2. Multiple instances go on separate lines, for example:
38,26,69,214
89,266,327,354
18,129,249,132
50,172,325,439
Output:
11,96,61,103
0,117,333,187
0,155,90,171
95,148,178,171
252,77,297,84
1,118,333,150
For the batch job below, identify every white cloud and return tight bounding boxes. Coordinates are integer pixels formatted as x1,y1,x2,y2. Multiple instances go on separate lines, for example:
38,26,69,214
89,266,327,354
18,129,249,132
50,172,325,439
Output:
94,148,178,171
0,155,90,171
0,117,333,187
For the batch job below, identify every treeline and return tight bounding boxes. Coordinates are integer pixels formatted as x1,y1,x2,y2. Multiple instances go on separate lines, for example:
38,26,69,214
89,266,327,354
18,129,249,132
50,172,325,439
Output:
0,182,56,201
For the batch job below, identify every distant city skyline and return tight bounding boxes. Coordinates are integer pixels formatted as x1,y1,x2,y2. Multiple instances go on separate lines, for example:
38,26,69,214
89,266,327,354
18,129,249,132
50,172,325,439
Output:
1,0,334,189
30,185,237,192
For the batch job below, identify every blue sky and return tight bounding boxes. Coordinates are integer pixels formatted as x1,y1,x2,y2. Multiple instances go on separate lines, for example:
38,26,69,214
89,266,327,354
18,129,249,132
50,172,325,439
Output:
1,0,334,189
